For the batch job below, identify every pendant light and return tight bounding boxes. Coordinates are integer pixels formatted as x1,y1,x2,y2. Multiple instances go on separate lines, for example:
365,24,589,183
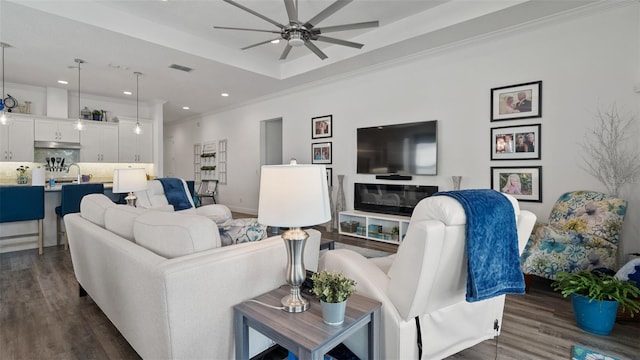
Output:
134,71,142,135
74,58,85,131
0,42,12,126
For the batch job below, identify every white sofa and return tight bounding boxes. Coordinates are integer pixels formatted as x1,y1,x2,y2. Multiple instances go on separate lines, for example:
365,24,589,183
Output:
135,178,232,223
65,194,320,359
135,178,268,245
320,193,536,360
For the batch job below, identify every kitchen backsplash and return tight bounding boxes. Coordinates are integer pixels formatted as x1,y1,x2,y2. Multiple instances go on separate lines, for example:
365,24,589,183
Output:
0,162,155,183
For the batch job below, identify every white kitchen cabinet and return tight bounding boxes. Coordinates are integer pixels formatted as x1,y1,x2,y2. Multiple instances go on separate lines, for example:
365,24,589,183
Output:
80,122,119,162
118,119,153,163
34,118,80,143
0,117,34,162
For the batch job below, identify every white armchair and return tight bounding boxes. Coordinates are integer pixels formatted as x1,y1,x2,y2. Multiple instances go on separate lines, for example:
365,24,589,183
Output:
320,193,536,360
134,178,232,224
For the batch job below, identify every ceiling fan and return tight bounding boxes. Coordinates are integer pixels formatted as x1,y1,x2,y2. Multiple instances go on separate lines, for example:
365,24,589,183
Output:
214,0,379,60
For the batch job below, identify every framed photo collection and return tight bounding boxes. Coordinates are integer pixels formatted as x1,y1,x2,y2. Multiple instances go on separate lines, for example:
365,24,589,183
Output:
312,115,332,139
491,166,542,202
491,124,540,160
491,81,542,122
311,142,332,164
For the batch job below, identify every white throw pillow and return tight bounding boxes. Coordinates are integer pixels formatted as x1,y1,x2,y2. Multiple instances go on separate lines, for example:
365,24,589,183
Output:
133,211,221,258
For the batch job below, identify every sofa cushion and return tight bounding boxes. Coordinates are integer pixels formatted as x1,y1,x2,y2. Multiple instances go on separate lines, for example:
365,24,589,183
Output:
134,211,221,258
105,205,147,242
80,194,117,227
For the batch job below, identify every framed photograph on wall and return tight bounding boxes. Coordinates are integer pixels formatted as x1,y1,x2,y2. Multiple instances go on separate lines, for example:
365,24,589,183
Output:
326,167,333,187
491,81,542,121
312,115,332,139
491,124,541,160
312,142,332,164
491,166,542,202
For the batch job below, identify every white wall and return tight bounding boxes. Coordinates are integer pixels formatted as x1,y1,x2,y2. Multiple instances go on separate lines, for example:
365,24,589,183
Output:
165,4,640,256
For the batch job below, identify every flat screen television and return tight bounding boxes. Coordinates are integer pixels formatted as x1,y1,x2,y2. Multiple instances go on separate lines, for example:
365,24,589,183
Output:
357,120,437,175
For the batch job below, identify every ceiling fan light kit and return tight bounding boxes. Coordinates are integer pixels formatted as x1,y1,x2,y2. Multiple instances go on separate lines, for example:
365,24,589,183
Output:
215,0,379,60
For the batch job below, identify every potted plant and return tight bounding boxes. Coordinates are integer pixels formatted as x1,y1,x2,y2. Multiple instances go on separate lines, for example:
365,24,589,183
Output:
16,165,29,184
311,270,356,326
390,226,399,241
92,109,102,121
552,270,640,335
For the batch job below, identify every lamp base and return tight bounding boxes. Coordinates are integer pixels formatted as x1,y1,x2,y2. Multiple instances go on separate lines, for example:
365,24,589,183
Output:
281,286,309,313
125,192,137,207
281,227,309,313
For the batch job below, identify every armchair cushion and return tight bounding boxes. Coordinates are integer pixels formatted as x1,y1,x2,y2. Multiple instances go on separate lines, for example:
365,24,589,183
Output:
521,190,627,280
547,190,627,244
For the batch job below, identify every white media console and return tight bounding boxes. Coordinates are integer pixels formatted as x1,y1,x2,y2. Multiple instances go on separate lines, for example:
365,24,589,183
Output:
338,210,410,245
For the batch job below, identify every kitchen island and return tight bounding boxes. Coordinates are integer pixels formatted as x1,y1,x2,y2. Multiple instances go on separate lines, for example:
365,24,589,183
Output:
0,181,119,254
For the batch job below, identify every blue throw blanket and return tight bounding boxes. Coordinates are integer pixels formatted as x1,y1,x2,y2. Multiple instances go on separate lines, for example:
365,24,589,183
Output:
157,178,192,211
434,189,525,302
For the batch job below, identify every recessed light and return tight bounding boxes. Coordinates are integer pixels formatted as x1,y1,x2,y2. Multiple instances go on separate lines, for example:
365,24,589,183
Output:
221,93,229,97
182,106,190,110
270,39,280,44
57,80,68,85
123,91,133,95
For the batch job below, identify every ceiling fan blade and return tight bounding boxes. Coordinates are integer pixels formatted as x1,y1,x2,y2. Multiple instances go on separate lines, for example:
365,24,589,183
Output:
315,36,363,49
279,44,293,60
305,41,328,60
284,0,298,23
222,0,284,29
214,26,281,34
304,0,353,29
242,38,282,50
312,21,379,34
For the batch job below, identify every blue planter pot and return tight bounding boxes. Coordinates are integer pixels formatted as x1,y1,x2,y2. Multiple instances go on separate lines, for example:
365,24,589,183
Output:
571,293,619,335
320,300,347,326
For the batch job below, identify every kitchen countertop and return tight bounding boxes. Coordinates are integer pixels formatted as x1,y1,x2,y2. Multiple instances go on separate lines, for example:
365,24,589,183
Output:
0,181,113,192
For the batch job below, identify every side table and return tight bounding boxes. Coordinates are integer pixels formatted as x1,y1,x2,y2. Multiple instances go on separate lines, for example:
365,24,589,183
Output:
319,238,335,251
234,286,381,360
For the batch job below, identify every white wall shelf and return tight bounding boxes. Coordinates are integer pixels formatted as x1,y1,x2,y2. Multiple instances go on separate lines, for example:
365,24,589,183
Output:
338,210,410,245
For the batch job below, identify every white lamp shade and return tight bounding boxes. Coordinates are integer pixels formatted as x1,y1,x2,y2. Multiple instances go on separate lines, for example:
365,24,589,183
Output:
258,164,331,227
112,168,148,194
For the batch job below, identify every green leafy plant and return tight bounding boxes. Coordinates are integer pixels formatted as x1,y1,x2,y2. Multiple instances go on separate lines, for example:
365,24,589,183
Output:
16,165,29,176
552,271,640,315
311,270,356,303
92,109,101,116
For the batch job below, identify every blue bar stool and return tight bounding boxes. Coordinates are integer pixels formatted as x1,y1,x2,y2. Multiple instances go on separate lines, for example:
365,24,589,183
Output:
55,183,104,249
0,186,45,255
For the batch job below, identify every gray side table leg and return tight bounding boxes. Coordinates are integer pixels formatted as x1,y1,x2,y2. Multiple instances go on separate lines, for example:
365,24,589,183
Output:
234,310,250,360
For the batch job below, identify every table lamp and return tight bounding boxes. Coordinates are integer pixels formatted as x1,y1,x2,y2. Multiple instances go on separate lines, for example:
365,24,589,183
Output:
112,168,148,207
258,162,331,312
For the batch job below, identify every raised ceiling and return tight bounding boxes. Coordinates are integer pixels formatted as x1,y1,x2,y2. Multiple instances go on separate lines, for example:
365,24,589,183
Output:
0,0,596,123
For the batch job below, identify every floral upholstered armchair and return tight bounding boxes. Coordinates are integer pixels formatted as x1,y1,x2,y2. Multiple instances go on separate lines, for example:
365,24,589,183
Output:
521,190,627,280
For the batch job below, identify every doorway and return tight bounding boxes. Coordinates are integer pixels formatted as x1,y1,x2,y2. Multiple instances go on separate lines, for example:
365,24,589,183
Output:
260,117,283,166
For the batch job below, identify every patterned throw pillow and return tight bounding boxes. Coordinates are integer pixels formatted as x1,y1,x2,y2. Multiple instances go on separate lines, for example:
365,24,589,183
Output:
218,218,268,246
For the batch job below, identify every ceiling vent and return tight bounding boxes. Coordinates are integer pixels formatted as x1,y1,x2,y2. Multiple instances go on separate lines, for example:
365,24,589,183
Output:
169,64,193,72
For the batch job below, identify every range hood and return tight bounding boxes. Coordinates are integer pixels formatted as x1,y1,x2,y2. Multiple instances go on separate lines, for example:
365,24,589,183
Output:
34,141,82,149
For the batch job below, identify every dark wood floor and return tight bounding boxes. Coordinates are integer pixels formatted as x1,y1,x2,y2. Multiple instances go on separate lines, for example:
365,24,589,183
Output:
2,242,639,360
